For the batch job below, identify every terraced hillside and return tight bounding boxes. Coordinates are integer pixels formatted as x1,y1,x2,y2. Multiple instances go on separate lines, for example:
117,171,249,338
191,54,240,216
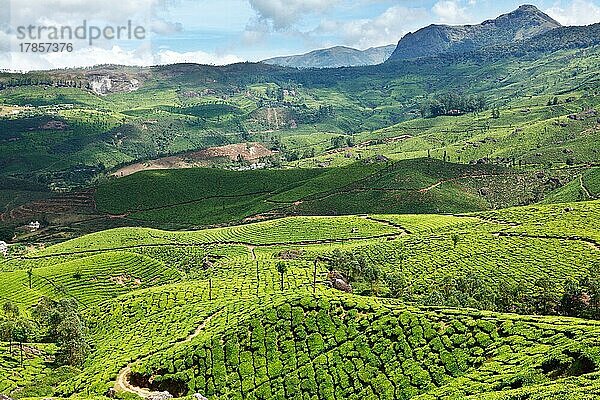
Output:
2,22,600,246
0,200,598,398
91,158,592,231
1,5,600,400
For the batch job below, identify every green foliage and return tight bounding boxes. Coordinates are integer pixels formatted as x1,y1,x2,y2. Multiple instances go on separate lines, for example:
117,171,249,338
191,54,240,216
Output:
421,93,486,117
32,297,91,366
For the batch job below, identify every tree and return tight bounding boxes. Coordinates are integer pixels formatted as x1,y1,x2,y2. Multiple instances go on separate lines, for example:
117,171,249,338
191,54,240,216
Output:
385,270,407,298
451,234,460,248
331,136,347,149
27,268,33,289
0,318,16,356
0,226,14,242
1,302,22,357
276,262,288,291
363,264,382,295
533,278,559,315
560,278,585,317
54,313,90,366
14,317,34,367
32,297,91,366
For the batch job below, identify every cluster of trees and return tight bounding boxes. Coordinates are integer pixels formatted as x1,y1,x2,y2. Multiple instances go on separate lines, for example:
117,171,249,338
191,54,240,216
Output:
0,77,87,90
0,297,91,367
291,104,335,124
265,87,285,102
325,250,600,320
0,226,14,242
418,274,600,319
283,148,316,162
326,250,384,295
330,135,355,149
420,93,486,117
559,275,600,319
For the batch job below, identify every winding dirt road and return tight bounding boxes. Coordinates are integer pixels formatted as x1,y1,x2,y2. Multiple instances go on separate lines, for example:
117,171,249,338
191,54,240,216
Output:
114,310,223,397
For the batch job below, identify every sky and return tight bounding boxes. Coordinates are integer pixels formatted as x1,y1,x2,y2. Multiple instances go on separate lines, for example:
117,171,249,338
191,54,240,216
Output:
1,0,600,71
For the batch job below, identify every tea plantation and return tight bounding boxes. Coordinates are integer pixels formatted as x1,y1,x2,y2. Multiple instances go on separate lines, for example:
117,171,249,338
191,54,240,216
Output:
91,158,593,230
1,7,600,399
0,200,598,399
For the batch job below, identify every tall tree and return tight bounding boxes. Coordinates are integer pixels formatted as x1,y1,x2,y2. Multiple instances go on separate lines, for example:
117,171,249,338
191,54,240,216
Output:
276,262,288,291
32,297,91,366
14,317,34,367
1,302,20,356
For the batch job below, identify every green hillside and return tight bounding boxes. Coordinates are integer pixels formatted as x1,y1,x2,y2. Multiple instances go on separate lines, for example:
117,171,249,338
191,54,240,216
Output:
1,201,598,398
542,167,600,203
1,37,599,195
91,158,593,230
1,6,600,400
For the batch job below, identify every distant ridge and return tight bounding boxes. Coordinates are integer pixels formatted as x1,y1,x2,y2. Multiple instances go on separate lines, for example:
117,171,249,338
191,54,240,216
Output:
388,4,561,62
262,45,396,69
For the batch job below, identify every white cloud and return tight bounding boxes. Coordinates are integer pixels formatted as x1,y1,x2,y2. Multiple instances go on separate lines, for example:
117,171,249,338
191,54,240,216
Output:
0,45,242,72
156,49,242,65
150,18,183,35
432,0,471,24
1,45,152,71
10,0,157,26
7,0,183,36
248,0,338,30
315,6,427,49
545,0,600,26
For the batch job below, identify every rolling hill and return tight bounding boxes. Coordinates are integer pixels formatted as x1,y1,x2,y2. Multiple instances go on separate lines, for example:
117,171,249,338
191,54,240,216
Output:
1,200,599,398
1,6,600,399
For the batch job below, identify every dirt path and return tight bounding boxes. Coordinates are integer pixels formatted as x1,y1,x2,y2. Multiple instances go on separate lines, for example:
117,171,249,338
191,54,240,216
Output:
580,175,595,199
418,174,504,194
114,309,223,397
363,216,412,235
248,245,257,261
494,231,600,251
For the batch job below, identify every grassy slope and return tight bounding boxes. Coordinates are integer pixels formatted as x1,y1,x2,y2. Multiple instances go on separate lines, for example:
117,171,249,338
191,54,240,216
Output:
542,167,600,203
1,46,599,193
0,201,598,398
93,158,596,228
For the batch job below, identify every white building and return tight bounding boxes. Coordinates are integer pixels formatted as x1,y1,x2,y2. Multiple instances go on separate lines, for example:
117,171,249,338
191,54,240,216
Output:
0,241,7,257
28,221,41,231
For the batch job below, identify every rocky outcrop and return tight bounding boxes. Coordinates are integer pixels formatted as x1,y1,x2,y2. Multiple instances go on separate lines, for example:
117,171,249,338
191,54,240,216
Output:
327,270,353,293
388,5,561,61
146,391,173,400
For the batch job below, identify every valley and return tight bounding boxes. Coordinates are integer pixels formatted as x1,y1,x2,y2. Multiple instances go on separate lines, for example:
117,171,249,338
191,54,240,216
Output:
0,4,599,400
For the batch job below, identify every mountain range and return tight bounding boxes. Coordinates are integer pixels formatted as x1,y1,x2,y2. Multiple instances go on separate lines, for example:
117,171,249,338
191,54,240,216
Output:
263,5,564,68
262,45,396,69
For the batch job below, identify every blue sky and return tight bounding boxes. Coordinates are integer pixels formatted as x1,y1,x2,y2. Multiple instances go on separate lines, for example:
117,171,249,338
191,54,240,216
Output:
1,0,600,70
150,0,600,59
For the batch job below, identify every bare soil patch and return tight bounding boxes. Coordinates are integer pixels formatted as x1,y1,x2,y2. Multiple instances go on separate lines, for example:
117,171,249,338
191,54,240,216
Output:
113,142,274,178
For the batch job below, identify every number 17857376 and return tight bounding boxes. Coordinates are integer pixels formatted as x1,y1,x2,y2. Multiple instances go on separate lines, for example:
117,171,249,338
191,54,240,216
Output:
19,43,74,52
